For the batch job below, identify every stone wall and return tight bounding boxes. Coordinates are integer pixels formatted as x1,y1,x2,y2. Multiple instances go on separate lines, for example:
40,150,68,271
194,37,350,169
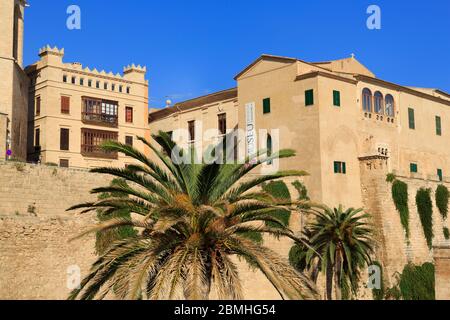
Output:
0,161,112,299
359,156,450,290
434,246,450,300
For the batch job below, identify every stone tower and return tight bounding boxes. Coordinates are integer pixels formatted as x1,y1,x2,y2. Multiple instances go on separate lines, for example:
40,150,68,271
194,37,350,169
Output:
0,0,29,160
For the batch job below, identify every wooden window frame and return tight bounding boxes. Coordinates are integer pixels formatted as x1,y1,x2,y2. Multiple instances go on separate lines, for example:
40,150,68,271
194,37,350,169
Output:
410,163,418,173
125,135,133,147
125,107,134,123
263,98,271,114
305,89,314,106
61,96,70,114
436,116,442,136
81,128,118,159
333,90,341,107
35,96,41,116
408,108,415,130
60,128,70,151
334,161,347,174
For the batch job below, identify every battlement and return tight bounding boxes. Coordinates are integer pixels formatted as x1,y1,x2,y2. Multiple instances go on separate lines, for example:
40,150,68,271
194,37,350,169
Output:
123,64,147,74
38,45,64,57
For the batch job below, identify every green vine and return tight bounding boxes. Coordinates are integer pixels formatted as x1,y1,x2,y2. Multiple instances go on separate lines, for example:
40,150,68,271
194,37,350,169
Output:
444,227,450,240
385,263,435,300
391,180,410,239
436,185,449,220
386,173,396,183
416,188,434,250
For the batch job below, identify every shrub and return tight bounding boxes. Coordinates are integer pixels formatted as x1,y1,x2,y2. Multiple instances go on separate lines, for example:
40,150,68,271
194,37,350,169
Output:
386,173,396,183
416,188,434,249
392,180,410,239
436,185,449,220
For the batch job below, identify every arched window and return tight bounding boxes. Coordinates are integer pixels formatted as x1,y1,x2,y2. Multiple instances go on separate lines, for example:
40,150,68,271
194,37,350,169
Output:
385,94,395,117
362,88,372,112
267,134,273,165
374,91,384,114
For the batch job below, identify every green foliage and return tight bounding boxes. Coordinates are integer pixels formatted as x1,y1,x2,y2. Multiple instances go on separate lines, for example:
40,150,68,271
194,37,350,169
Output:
444,227,450,240
239,231,263,244
391,180,410,239
436,185,449,220
386,173,396,183
262,181,291,228
292,180,310,201
388,263,435,300
45,162,58,167
416,188,434,249
371,261,385,301
95,179,138,255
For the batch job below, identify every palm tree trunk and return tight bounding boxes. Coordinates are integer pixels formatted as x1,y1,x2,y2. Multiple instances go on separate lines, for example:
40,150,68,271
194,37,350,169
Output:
334,250,342,300
326,263,333,300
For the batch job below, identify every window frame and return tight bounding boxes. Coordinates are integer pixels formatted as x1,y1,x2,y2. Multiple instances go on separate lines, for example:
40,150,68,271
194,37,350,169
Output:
334,161,347,174
125,135,133,147
333,90,341,107
408,108,416,130
61,96,70,114
188,120,196,142
436,116,442,136
125,106,134,123
263,98,271,114
218,113,227,135
410,163,418,173
437,169,443,182
60,128,70,151
305,89,314,106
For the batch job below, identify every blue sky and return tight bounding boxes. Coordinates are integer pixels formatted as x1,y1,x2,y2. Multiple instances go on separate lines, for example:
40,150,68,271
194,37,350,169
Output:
24,0,450,108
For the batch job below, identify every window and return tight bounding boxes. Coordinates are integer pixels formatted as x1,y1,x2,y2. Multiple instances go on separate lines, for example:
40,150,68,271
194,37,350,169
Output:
263,98,271,114
125,136,133,147
334,161,347,174
333,90,341,107
96,81,100,89
385,94,395,117
267,134,273,165
362,88,372,112
125,107,133,123
13,5,19,60
188,120,195,142
410,163,418,173
305,89,314,106
126,87,131,94
71,76,76,84
119,85,123,93
112,84,115,91
80,78,84,86
104,83,108,90
60,128,70,151
63,75,68,83
88,79,92,87
35,128,40,147
59,159,69,168
437,169,443,182
408,108,415,130
35,96,41,116
81,128,118,159
82,97,119,127
218,113,226,135
61,96,70,114
374,91,384,114
436,116,442,136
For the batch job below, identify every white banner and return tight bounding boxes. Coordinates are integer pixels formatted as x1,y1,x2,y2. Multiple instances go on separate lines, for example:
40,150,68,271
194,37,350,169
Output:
245,102,256,163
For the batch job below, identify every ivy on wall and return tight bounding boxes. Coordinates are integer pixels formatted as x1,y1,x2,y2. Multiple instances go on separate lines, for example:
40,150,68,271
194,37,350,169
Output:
416,188,434,250
435,185,449,220
385,263,435,300
444,227,450,241
391,180,410,239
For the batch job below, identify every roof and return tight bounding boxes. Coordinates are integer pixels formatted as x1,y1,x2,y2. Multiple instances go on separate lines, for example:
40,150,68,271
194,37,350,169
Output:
148,88,238,122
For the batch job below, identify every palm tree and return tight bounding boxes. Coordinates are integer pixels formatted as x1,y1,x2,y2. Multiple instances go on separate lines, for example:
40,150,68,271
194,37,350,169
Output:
291,205,374,300
67,132,320,300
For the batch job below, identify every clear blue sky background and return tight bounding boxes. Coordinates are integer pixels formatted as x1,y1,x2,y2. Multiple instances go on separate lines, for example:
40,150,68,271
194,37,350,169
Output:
24,0,450,109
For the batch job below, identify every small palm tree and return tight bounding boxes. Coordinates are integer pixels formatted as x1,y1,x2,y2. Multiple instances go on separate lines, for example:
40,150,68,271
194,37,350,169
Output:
291,205,375,300
67,132,319,300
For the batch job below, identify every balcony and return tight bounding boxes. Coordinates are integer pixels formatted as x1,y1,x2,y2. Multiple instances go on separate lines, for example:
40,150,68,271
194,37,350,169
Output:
82,111,118,128
81,128,118,159
82,97,118,128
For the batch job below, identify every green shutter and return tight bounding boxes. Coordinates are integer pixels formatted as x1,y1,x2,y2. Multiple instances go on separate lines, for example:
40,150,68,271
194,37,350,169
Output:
410,163,418,173
334,162,339,174
342,162,347,174
437,169,443,182
436,116,442,136
305,90,314,106
408,108,415,129
263,98,271,114
333,90,341,107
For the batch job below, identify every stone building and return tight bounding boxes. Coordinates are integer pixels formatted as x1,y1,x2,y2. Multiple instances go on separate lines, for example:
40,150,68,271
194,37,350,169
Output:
0,0,29,161
149,54,450,210
25,47,150,168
